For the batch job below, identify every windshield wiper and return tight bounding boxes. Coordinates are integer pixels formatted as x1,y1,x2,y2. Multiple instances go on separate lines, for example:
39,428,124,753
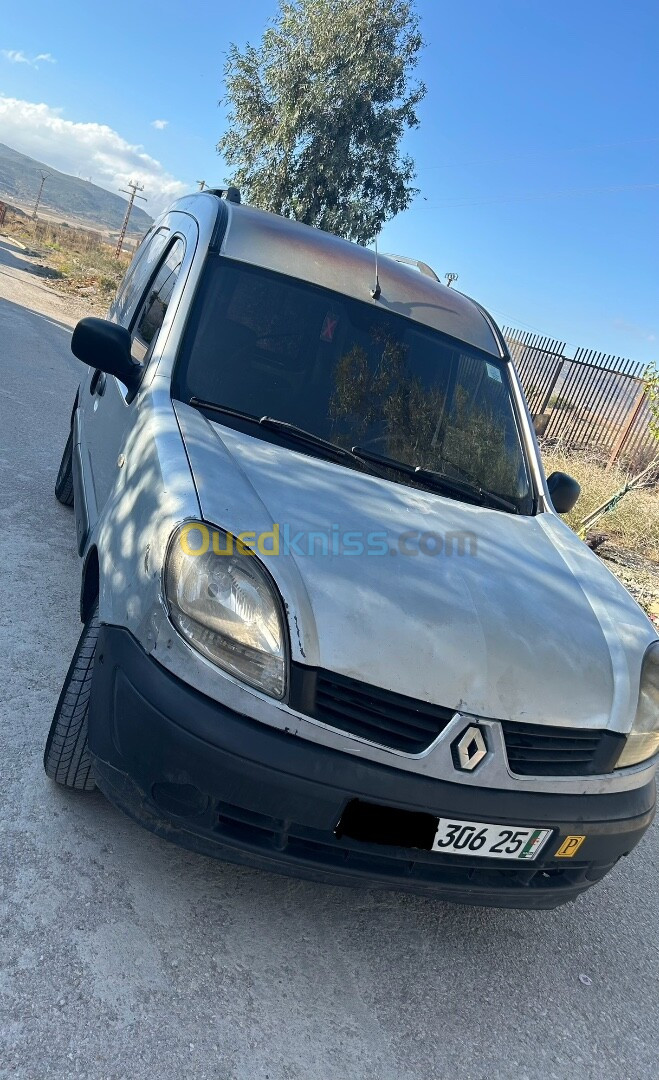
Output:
188,399,385,477
416,466,519,513
187,401,517,510
258,416,385,475
188,398,262,424
351,446,519,513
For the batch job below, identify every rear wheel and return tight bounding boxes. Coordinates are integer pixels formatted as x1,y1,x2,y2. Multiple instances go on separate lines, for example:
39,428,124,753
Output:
43,605,98,791
55,429,74,507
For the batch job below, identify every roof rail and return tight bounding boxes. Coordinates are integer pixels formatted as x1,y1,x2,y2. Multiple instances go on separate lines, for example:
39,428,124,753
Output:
382,253,440,282
206,187,242,204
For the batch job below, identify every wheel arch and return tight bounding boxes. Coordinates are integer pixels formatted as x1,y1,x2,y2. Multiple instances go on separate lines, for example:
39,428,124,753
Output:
80,545,99,624
70,386,80,428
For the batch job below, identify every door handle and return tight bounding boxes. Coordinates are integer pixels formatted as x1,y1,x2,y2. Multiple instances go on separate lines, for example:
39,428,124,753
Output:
90,370,107,396
89,371,106,397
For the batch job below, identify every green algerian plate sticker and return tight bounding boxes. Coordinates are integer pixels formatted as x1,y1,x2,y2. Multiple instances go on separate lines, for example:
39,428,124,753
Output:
519,829,550,860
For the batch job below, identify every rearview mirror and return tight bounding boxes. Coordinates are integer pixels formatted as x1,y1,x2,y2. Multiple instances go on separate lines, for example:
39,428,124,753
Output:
547,471,580,514
71,317,142,394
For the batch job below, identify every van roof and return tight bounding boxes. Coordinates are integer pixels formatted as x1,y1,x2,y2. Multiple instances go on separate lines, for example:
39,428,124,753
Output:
171,193,503,357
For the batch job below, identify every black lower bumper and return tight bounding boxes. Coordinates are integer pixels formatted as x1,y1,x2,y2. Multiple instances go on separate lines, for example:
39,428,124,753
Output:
89,626,656,909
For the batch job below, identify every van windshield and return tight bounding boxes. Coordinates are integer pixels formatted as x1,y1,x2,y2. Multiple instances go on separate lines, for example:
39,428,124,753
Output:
173,257,534,514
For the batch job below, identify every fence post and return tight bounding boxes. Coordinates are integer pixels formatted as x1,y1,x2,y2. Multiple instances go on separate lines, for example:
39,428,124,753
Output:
606,382,646,469
536,357,566,416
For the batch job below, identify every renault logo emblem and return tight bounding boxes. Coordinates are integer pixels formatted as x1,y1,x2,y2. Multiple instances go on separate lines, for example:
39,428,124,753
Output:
452,725,488,772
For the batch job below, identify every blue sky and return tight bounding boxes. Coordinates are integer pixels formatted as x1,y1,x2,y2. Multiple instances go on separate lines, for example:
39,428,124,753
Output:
1,0,657,363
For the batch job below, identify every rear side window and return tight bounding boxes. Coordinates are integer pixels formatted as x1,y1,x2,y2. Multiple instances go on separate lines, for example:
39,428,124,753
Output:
111,227,170,327
131,238,185,364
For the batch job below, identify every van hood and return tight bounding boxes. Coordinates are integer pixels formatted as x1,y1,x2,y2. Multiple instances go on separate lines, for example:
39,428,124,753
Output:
174,403,656,733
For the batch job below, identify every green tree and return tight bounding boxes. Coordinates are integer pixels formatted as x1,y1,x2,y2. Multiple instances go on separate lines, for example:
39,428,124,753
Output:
644,362,659,441
218,0,426,244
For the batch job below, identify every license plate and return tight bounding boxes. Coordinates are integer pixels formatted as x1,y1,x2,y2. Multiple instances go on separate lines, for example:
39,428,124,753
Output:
432,818,552,861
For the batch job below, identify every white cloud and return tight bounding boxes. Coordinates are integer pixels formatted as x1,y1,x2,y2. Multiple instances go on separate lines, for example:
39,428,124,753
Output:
0,96,189,216
2,49,56,68
151,119,169,130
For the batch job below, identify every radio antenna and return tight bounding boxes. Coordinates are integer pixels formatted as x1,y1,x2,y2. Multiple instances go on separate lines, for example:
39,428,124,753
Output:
371,235,381,301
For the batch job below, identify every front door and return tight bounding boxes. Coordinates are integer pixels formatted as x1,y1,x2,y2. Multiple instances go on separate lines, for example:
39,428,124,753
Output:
76,212,196,539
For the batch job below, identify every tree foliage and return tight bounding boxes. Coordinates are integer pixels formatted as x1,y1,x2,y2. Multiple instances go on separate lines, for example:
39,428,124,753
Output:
644,362,659,442
218,0,426,244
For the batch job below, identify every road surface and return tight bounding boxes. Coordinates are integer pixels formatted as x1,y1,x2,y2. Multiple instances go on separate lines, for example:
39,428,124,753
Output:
0,235,657,1080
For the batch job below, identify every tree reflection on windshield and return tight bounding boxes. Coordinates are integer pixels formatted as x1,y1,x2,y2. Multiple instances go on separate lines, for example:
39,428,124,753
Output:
329,328,524,499
174,258,533,513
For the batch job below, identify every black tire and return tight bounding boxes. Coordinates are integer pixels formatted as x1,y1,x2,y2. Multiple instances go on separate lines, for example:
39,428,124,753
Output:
44,605,98,791
55,429,74,507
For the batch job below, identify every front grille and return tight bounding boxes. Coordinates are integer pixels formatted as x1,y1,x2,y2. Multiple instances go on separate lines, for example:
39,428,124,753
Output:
289,665,456,753
289,664,625,774
501,720,624,776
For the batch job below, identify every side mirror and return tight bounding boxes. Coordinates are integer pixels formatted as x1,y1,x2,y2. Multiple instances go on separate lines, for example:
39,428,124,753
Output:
71,317,142,393
547,470,580,514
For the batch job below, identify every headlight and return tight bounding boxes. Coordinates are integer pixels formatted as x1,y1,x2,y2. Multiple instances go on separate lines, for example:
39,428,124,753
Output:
616,642,659,768
165,522,287,699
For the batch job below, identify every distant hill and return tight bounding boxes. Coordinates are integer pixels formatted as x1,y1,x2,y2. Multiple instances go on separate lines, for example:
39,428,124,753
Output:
0,142,153,233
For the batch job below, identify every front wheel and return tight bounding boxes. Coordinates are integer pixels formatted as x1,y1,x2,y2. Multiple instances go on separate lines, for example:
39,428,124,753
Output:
43,605,98,791
55,429,74,507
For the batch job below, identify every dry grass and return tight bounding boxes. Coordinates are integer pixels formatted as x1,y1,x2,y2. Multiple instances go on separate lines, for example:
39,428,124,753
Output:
1,213,131,312
541,444,659,625
542,444,659,561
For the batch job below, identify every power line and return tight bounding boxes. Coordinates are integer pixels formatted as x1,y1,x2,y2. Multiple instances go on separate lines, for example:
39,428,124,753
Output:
115,180,147,258
414,135,659,173
417,181,659,211
485,308,545,334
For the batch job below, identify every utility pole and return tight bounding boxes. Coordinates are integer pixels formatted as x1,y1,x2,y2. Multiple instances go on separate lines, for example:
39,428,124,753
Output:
444,272,459,288
32,172,50,220
115,180,146,258
196,180,207,191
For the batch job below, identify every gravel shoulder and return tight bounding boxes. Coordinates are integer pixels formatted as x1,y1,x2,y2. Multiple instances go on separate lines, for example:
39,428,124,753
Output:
0,233,99,324
601,544,659,628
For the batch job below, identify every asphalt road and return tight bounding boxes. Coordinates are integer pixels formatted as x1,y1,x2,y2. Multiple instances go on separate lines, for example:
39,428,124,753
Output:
1,234,658,1080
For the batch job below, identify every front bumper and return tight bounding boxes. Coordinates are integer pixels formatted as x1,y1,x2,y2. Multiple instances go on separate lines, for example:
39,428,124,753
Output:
89,626,656,909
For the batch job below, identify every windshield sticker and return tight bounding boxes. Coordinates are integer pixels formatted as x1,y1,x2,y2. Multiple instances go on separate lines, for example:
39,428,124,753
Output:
485,362,503,383
321,313,339,342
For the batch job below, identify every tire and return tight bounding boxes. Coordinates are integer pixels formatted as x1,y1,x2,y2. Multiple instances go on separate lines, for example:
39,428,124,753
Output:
44,605,98,791
55,429,74,507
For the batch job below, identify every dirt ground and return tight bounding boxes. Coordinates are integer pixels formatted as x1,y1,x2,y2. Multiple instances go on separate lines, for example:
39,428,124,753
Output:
0,215,130,316
598,543,659,629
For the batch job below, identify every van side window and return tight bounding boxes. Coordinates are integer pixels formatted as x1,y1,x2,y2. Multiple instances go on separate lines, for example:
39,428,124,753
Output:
111,227,170,327
131,238,185,364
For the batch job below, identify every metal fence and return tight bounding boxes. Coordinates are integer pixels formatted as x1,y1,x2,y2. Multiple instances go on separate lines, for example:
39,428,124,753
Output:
503,327,656,467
